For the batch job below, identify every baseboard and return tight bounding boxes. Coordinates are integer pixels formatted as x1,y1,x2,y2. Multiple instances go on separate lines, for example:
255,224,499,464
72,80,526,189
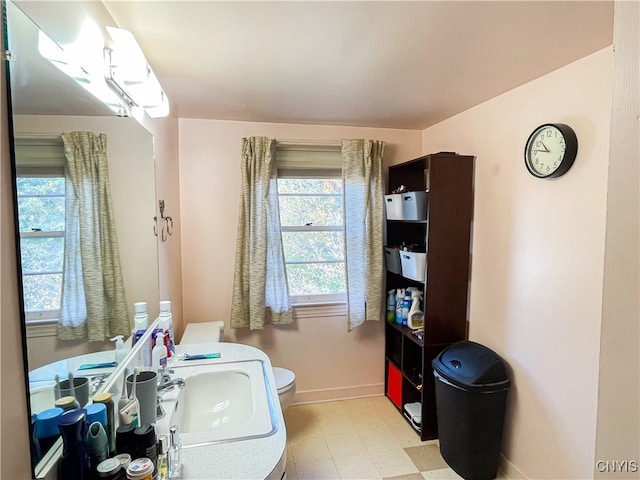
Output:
499,453,528,479
292,383,384,405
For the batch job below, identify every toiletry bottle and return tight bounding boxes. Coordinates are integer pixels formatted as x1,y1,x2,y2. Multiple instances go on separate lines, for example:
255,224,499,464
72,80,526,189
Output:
152,332,168,373
133,424,158,475
86,421,109,468
407,290,424,330
167,425,181,478
133,302,149,335
58,409,91,480
158,301,176,360
111,335,129,364
157,435,168,480
386,290,396,322
93,392,116,456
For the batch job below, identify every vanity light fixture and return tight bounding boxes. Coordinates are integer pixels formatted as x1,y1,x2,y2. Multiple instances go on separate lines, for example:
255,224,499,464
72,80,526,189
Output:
104,26,170,118
37,28,128,116
36,22,169,118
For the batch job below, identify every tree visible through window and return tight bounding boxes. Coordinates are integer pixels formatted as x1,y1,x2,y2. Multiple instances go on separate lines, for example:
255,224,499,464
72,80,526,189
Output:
277,177,346,304
16,174,65,319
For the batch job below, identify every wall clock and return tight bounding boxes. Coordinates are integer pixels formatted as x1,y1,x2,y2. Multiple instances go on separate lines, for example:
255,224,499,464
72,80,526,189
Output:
524,123,578,178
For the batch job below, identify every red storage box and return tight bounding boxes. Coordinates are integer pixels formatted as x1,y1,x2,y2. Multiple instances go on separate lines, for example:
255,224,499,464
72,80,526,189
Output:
387,362,402,409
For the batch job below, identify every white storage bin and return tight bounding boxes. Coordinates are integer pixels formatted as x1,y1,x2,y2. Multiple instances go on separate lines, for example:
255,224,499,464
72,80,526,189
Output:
400,251,426,282
384,194,404,220
384,247,402,275
401,191,428,220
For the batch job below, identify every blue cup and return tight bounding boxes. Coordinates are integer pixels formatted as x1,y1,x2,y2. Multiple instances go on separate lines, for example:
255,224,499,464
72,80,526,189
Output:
85,403,107,428
35,407,64,439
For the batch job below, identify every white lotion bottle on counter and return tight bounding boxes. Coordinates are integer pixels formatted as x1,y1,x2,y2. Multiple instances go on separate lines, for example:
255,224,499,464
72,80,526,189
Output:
152,332,168,373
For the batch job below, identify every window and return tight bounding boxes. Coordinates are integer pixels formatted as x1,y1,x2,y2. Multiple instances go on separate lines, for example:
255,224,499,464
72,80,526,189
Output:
276,146,346,306
16,170,65,320
14,140,66,322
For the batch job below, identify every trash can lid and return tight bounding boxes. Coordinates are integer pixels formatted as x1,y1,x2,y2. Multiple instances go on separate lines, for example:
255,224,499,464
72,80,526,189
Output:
432,340,511,391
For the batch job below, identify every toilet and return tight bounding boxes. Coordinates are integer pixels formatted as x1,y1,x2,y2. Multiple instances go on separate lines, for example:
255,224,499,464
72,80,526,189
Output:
180,321,296,410
272,367,296,410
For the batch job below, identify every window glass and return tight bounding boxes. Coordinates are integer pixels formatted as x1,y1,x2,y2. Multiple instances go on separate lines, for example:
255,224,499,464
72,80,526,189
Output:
16,174,65,317
277,176,346,303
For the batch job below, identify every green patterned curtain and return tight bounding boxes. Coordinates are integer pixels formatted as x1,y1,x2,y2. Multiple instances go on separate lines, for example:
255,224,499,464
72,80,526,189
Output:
58,132,129,341
231,137,293,330
342,139,385,330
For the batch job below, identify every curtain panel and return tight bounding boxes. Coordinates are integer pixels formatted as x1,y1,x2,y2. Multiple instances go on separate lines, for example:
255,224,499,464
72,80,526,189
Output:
342,139,385,331
58,131,129,341
231,137,293,330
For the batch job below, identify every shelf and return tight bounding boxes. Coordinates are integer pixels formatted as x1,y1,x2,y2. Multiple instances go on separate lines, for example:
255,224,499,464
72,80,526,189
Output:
387,321,424,348
387,219,428,224
385,152,474,443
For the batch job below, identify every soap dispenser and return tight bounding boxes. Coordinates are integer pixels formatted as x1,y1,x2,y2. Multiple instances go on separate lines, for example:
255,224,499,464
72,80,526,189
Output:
111,335,128,364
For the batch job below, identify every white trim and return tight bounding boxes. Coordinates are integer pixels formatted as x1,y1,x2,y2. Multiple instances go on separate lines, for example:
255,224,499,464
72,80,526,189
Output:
26,320,58,338
292,302,346,319
291,384,384,405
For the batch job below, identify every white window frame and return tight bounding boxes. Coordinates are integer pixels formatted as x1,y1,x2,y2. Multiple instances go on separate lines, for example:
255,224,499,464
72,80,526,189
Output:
276,143,347,317
14,138,66,328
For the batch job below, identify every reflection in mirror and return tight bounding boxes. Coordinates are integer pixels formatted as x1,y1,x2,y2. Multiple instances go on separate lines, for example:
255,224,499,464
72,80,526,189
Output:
5,1,160,476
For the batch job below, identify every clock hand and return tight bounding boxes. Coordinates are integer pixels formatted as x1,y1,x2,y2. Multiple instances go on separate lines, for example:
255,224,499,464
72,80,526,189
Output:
540,141,551,153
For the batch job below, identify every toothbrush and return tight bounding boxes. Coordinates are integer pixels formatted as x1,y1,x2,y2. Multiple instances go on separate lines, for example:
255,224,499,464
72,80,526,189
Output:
182,353,221,361
117,367,130,413
68,372,75,399
54,374,60,400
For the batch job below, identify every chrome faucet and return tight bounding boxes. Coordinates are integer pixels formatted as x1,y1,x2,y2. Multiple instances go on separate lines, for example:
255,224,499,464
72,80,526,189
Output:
156,367,185,419
157,367,185,394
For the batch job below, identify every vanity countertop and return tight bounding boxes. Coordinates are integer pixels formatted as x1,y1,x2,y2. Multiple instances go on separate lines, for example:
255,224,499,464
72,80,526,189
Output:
166,342,287,480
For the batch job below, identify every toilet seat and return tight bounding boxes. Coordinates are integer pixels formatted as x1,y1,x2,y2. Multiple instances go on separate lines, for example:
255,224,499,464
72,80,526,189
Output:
273,367,295,393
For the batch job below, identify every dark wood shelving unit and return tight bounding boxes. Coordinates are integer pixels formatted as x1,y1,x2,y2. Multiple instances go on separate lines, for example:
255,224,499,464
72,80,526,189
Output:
384,152,474,441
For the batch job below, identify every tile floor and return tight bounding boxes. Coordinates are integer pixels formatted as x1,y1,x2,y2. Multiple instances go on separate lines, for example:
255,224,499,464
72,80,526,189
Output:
283,396,465,480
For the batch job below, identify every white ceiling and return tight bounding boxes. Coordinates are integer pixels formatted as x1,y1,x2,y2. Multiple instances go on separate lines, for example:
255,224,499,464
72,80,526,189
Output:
10,1,614,130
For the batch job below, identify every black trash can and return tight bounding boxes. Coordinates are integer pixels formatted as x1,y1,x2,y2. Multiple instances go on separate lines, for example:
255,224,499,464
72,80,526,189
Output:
432,341,511,480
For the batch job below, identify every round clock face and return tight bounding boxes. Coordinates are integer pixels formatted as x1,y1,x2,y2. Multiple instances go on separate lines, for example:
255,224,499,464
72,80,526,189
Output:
524,123,578,178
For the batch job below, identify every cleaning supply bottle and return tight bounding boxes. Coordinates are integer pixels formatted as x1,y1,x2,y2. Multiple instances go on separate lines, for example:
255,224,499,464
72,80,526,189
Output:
152,332,168,373
395,289,405,324
407,290,424,330
401,289,412,325
158,301,176,360
111,335,128,364
386,290,396,322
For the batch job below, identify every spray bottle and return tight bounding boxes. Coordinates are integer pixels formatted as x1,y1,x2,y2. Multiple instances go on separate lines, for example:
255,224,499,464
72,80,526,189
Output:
407,290,424,330
401,289,412,325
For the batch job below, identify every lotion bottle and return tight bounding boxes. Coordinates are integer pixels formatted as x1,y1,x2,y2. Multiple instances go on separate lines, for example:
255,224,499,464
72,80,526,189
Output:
152,332,168,373
111,335,128,364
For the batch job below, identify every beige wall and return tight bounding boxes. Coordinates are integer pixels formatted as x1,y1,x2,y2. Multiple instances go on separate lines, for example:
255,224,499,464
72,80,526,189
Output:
178,119,421,400
421,48,613,478
595,1,640,477
13,115,159,369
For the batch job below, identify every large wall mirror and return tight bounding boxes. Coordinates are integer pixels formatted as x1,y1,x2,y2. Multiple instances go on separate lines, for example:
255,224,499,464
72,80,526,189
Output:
4,0,160,476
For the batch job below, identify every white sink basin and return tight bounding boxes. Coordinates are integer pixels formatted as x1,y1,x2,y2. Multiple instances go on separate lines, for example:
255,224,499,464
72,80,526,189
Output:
158,359,278,446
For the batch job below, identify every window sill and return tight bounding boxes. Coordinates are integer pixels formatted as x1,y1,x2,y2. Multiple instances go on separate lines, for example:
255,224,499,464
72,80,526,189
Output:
292,302,346,319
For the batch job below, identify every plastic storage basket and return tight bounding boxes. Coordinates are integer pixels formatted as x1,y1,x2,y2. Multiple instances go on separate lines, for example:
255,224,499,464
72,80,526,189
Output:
384,194,404,220
399,251,426,282
384,247,402,275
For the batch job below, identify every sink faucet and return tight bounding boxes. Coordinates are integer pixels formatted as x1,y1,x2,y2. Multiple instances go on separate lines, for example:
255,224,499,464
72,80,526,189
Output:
156,367,185,419
157,367,185,394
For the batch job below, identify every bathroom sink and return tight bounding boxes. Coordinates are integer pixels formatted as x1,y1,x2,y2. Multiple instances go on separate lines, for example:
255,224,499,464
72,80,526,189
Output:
158,359,278,446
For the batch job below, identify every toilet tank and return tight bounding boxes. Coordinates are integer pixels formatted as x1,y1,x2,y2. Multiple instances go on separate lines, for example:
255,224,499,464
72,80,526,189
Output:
180,321,225,344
